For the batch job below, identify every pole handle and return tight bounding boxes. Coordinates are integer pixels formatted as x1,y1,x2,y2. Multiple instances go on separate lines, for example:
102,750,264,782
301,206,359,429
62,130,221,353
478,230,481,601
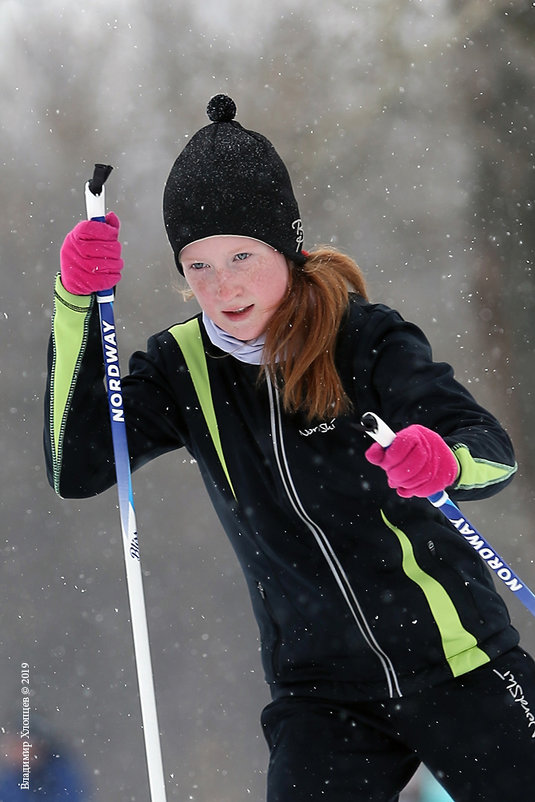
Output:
85,163,113,221
85,164,115,303
361,411,397,448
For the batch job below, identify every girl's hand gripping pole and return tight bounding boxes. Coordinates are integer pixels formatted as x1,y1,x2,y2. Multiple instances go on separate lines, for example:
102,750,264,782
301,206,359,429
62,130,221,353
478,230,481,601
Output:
361,412,535,618
86,165,168,802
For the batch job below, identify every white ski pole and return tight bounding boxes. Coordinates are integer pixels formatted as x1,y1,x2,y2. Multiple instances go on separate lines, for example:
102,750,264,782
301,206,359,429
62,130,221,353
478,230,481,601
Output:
361,411,535,617
86,164,168,802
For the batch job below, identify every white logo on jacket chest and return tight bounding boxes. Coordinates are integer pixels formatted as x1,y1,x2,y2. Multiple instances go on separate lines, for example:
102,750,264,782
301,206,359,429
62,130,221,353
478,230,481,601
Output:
299,419,336,437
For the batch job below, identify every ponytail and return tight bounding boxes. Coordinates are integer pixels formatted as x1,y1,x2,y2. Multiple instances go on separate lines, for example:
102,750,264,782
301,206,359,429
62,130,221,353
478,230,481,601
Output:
263,247,368,422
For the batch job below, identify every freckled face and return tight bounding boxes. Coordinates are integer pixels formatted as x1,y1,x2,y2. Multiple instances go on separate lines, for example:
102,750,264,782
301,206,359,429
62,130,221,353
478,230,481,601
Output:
180,236,290,341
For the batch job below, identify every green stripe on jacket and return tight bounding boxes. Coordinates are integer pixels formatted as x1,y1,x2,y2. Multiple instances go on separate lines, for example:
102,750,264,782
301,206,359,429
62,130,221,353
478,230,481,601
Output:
452,443,517,492
49,275,94,494
169,318,237,500
381,511,490,678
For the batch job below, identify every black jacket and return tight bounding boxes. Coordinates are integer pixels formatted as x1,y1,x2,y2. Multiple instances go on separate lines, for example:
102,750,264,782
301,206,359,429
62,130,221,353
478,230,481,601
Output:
45,277,519,700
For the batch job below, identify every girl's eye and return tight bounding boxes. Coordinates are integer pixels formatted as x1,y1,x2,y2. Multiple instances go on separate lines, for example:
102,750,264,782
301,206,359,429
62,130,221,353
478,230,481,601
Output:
188,262,209,271
234,252,250,262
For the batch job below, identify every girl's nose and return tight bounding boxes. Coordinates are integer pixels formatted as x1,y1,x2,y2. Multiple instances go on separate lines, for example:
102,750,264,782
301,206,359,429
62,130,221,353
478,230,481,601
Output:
215,266,241,301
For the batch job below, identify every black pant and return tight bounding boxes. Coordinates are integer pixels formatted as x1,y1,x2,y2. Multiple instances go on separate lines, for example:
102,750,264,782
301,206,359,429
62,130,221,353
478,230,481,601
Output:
261,647,535,801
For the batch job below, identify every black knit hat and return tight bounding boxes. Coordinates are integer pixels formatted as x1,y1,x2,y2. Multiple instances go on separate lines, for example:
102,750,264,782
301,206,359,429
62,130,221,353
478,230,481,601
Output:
163,94,306,273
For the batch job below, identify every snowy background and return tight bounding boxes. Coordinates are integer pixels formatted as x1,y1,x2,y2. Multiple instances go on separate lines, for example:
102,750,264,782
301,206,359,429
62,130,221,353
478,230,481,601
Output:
1,0,534,800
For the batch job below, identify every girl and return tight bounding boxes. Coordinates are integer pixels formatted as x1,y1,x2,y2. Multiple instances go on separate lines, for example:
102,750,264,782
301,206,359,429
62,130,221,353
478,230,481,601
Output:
45,94,535,801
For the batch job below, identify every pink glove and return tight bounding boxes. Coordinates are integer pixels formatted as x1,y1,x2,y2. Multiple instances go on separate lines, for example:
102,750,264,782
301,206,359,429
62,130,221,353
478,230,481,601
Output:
60,212,123,295
365,424,459,498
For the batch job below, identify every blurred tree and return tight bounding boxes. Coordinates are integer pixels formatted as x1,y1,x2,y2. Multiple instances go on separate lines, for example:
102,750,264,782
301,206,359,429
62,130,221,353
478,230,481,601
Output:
451,0,535,478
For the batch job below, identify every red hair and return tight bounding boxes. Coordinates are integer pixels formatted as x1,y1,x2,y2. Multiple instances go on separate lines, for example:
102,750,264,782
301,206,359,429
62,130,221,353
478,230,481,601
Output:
262,247,368,421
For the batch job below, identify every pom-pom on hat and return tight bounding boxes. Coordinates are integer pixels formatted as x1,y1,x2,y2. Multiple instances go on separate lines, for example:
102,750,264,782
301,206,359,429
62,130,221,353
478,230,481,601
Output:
163,94,306,273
